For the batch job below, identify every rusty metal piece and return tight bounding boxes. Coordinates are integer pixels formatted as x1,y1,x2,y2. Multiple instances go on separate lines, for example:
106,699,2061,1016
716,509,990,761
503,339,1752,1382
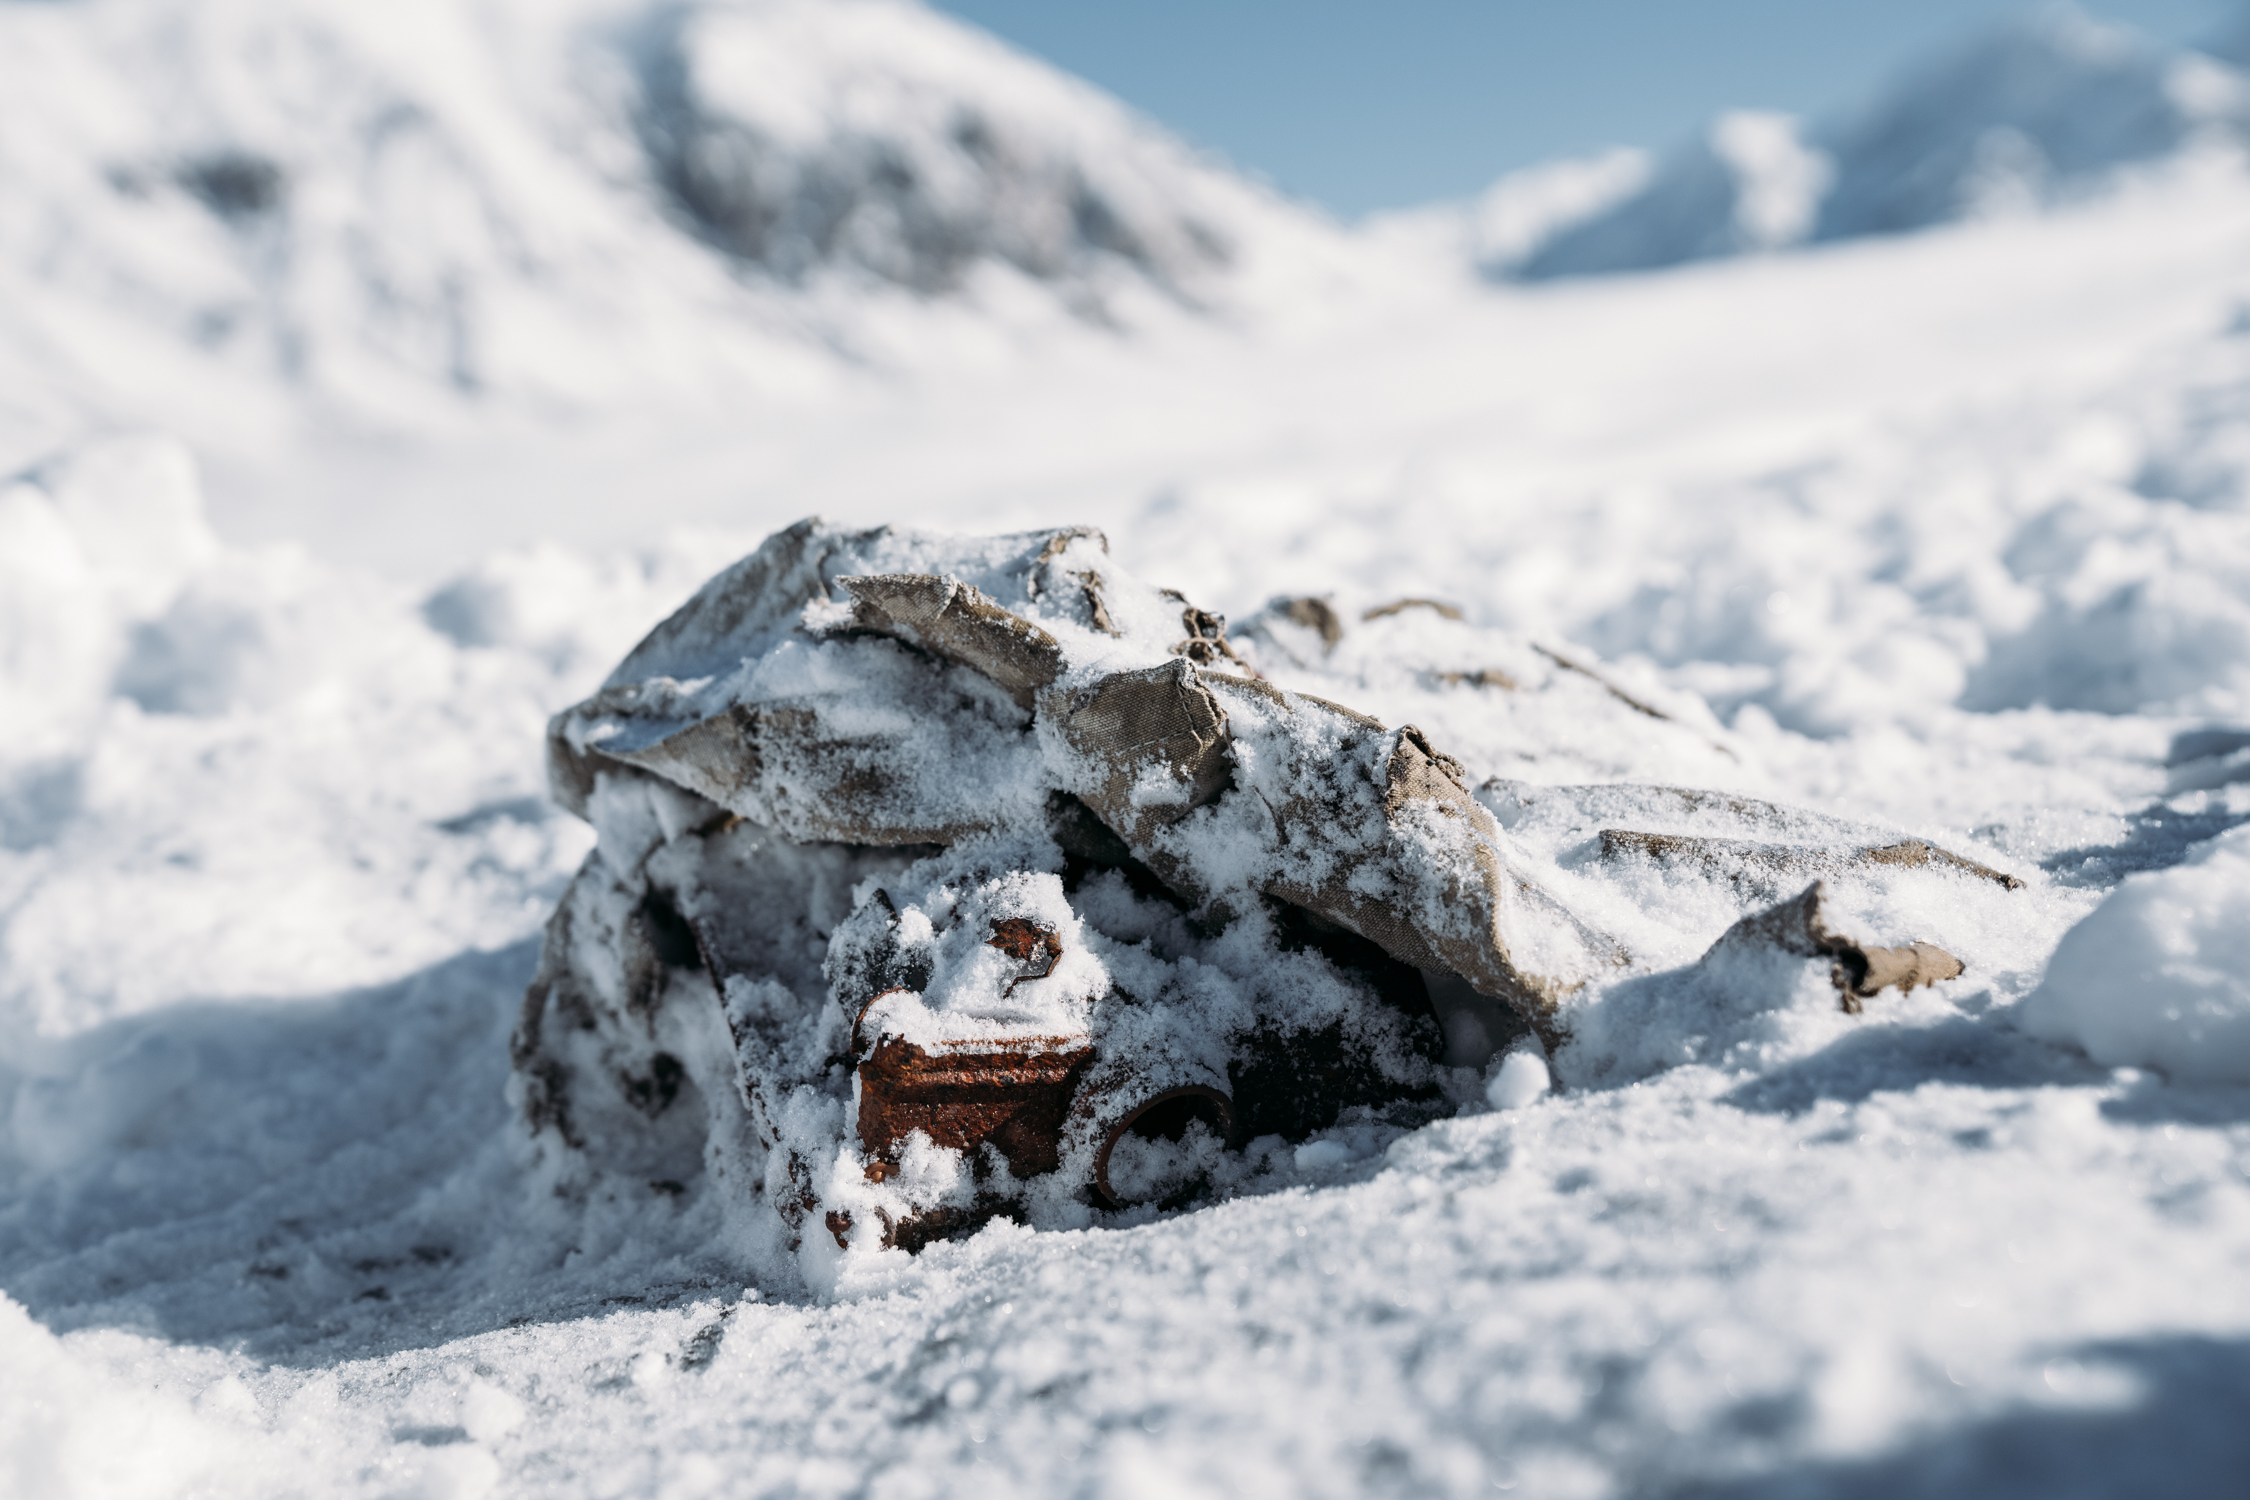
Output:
876,1203,1014,1254
849,986,910,1055
1091,1085,1235,1209
986,917,1063,996
856,1034,1094,1178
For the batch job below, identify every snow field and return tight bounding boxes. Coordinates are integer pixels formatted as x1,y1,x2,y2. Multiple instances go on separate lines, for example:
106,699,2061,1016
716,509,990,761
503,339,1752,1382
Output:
3,391,2248,1494
4,1,2250,1494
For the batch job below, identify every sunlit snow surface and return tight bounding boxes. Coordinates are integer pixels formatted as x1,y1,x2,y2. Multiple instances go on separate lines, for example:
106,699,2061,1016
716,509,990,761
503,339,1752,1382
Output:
9,9,2250,1500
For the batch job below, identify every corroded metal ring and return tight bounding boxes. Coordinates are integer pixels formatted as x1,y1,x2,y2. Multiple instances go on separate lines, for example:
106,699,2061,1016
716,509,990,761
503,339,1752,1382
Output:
1091,1084,1234,1208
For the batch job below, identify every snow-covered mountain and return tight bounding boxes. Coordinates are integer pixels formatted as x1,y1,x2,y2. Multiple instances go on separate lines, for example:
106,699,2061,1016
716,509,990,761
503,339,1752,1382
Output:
0,0,1350,460
1509,5,2250,278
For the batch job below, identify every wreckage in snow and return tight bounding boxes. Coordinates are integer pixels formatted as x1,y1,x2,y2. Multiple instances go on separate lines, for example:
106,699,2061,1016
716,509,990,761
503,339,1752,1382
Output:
513,520,2012,1269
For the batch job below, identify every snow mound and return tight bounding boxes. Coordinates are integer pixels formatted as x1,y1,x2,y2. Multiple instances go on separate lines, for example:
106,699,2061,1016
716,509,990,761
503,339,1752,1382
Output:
1518,6,2250,278
1565,341,2250,727
2019,822,2250,1081
0,435,727,1039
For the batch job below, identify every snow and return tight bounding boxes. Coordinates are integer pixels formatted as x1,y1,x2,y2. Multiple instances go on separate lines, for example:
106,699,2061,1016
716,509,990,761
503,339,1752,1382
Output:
1484,1048,1551,1111
1517,4,2250,280
5,0,2250,1495
2021,823,2250,1081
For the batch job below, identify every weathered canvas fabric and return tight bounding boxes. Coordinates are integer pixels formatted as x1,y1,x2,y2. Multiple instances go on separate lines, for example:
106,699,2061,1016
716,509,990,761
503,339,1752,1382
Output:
519,518,1995,1282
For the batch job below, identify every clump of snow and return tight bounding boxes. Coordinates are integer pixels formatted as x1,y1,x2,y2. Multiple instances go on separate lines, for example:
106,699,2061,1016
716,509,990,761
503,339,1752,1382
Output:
1484,1045,1549,1109
0,1292,281,1500
2019,823,2250,1080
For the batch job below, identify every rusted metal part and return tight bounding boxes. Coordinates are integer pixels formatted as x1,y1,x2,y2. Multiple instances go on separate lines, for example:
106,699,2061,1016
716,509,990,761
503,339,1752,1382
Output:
1091,1085,1235,1208
855,1035,1095,1178
849,987,909,1056
986,917,1063,996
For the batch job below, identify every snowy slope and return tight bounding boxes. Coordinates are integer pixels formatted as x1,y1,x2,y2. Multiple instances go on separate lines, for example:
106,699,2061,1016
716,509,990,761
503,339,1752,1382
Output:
5,4,2250,1499
0,0,1355,468
1515,5,2250,278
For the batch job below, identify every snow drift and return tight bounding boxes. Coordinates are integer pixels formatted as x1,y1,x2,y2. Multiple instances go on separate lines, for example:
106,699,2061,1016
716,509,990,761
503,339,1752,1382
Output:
2021,821,2250,1080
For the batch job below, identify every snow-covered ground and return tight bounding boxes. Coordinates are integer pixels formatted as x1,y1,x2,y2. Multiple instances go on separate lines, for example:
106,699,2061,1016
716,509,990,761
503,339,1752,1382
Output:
7,1,2250,1496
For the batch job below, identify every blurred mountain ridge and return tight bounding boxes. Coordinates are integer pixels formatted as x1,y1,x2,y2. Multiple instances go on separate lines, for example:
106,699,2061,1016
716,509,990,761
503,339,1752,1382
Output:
0,0,1349,454
1484,3,2250,279
8,0,2250,469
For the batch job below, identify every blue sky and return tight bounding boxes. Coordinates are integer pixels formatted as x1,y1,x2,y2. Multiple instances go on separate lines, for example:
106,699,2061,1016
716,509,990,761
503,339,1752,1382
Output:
930,1,2238,215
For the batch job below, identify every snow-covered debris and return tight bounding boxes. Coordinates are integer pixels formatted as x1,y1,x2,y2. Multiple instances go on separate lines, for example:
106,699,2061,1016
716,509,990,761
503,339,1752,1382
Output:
521,518,2023,1288
1516,5,2250,278
2020,821,2250,1080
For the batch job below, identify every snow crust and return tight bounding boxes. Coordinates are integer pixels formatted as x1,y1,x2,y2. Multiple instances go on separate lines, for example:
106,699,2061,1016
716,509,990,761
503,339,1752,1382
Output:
6,2,2250,1496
